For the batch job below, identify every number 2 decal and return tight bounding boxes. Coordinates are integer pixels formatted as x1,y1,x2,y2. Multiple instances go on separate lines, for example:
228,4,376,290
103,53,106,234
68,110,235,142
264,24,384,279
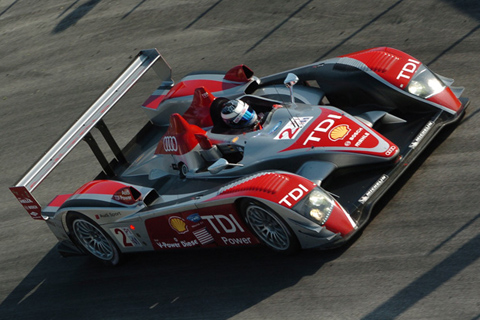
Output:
111,227,142,247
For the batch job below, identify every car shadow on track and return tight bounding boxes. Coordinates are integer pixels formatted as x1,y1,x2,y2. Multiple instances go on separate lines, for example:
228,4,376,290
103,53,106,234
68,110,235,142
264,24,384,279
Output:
52,0,102,34
362,232,480,320
0,243,348,319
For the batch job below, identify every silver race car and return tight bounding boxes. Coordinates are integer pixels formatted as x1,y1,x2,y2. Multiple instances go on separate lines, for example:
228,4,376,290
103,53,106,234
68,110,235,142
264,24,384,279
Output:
11,47,468,265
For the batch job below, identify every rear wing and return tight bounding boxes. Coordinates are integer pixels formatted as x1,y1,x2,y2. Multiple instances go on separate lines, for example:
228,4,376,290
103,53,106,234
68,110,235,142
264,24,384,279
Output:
10,49,172,220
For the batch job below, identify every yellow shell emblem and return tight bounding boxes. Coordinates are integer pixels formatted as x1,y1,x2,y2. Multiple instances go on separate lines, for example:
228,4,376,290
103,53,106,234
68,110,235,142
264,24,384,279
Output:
329,125,350,141
169,216,188,234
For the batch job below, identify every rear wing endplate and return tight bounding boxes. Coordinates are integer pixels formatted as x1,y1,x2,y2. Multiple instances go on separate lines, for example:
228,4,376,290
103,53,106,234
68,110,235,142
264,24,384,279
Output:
10,49,172,220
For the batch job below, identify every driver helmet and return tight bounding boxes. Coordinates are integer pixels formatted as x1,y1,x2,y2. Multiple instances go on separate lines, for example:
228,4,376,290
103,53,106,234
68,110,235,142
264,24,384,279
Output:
221,99,257,129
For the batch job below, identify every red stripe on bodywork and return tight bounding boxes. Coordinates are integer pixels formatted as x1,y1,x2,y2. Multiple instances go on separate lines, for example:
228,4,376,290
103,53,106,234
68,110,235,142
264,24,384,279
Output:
73,180,129,195
47,194,73,208
143,94,166,110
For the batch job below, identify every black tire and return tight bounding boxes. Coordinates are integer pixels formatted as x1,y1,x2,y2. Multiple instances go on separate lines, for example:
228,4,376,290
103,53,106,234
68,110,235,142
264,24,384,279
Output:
240,200,299,254
67,213,122,266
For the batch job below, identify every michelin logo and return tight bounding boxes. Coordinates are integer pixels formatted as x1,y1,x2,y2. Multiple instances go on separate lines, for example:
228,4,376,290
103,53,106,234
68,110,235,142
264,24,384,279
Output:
409,121,434,149
359,175,388,204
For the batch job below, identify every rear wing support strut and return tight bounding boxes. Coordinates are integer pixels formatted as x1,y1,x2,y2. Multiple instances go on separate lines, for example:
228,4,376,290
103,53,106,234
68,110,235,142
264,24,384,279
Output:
87,118,129,177
84,131,115,178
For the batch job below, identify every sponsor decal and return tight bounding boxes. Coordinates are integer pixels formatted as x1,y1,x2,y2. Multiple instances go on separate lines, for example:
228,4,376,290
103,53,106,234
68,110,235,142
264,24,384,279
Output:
274,117,312,140
169,216,189,234
221,236,252,245
302,113,342,145
396,59,420,88
95,212,121,219
24,205,39,210
145,207,259,250
279,184,309,207
202,214,245,234
187,213,214,245
112,188,136,204
111,227,142,247
163,136,178,152
355,132,370,147
345,127,363,146
10,186,44,220
329,124,351,141
409,121,434,149
349,128,363,141
192,228,215,245
200,213,256,247
269,121,282,134
385,145,397,156
154,239,199,249
359,175,389,204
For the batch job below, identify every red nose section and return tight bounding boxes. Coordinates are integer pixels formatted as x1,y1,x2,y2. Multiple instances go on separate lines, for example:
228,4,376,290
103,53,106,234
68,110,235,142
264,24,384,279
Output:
324,201,357,236
427,87,462,113
155,114,207,155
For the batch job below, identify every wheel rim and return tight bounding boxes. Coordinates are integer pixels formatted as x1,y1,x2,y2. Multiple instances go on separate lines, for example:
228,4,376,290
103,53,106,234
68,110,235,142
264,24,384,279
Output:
245,204,290,251
73,219,114,260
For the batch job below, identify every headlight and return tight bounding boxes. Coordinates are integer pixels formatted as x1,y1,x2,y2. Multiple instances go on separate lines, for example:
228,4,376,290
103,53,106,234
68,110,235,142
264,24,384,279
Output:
406,65,445,99
294,188,334,225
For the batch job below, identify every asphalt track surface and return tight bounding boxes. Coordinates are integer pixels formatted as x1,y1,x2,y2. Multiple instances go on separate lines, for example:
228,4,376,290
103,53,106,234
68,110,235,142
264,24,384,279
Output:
1,1,479,319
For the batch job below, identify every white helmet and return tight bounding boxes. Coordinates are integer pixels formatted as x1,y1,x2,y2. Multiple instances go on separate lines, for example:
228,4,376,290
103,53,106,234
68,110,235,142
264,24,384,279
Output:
221,100,257,128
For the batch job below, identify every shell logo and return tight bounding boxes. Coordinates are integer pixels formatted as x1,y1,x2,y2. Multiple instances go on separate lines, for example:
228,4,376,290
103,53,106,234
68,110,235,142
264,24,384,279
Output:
169,216,188,234
329,124,351,141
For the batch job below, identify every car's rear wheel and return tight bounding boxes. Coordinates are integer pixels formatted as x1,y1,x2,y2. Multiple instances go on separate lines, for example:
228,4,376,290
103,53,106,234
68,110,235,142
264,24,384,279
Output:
67,213,122,266
240,200,299,254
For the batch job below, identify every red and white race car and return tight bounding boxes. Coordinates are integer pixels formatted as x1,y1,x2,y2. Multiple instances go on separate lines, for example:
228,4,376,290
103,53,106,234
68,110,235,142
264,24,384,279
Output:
11,47,468,265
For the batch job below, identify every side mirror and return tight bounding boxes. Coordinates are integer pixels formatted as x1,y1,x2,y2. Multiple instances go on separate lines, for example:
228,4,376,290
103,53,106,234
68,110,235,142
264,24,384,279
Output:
284,73,299,105
284,73,299,88
208,158,243,174
208,158,229,174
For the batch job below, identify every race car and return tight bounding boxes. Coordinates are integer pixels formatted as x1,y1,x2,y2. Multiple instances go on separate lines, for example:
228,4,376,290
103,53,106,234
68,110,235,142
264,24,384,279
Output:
10,47,468,266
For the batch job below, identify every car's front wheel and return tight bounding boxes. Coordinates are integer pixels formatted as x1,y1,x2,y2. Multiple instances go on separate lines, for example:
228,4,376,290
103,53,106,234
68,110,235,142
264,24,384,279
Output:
240,200,299,254
67,213,122,266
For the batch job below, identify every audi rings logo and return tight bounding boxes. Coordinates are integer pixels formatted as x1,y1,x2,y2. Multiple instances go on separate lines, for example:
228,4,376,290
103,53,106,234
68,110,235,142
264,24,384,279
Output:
163,136,178,152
